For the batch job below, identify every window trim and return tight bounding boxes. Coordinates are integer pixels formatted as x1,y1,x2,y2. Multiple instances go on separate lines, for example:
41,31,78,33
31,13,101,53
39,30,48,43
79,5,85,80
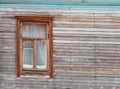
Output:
16,16,53,78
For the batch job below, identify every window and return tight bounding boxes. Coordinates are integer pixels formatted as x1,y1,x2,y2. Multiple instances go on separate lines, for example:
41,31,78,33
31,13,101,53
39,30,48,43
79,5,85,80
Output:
16,16,53,78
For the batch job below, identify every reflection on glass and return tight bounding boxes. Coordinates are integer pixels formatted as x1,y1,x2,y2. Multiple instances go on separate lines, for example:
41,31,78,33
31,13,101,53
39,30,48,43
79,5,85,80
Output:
23,40,32,47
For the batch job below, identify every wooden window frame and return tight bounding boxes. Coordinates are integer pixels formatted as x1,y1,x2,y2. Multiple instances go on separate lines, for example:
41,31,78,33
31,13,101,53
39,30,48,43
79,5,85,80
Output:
16,16,53,78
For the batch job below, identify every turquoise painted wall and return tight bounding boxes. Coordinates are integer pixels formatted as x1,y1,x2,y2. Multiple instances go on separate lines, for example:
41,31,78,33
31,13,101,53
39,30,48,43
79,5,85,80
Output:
0,0,120,5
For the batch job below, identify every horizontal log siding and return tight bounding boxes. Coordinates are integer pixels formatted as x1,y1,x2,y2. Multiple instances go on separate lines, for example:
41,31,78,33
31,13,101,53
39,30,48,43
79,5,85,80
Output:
1,7,120,89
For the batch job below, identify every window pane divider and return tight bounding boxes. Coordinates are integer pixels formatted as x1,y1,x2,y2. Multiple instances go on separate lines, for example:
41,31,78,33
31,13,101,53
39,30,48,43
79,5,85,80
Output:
33,39,36,69
22,22,48,25
22,38,46,41
46,24,49,73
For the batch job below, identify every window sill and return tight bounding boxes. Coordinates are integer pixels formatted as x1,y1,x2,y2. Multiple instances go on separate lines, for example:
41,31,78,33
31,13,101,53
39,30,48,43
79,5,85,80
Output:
20,74,50,78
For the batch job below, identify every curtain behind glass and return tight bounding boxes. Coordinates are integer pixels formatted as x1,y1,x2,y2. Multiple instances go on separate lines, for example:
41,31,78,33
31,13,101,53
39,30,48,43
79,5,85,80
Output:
22,23,47,70
22,23,46,39
23,48,33,69
36,41,47,70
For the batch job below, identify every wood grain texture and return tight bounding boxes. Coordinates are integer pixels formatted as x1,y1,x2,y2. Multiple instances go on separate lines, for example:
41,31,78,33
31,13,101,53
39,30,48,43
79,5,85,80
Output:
33,39,36,69
1,6,120,89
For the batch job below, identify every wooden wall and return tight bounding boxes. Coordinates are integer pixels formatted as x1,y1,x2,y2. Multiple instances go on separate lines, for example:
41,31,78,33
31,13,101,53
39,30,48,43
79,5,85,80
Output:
1,5,120,89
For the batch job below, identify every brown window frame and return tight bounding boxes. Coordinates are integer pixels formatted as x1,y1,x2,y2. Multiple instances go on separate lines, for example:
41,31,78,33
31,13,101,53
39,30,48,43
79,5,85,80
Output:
16,16,53,78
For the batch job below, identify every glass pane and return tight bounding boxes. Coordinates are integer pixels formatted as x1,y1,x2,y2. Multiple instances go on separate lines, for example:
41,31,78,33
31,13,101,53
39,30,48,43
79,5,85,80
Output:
22,23,46,38
36,41,47,70
23,40,32,47
22,48,33,69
